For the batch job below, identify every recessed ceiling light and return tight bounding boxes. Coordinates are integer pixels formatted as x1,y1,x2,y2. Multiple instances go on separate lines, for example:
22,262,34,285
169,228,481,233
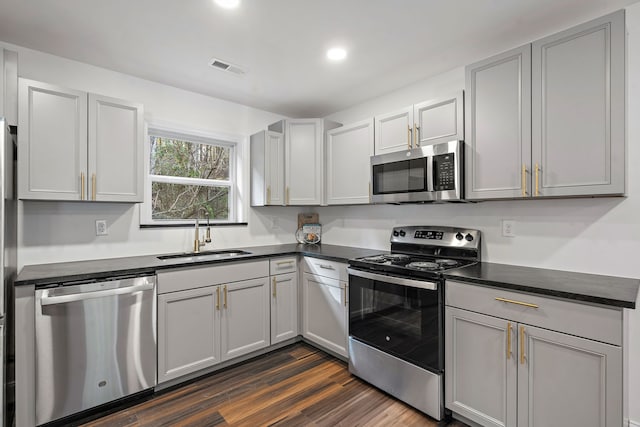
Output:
327,47,347,61
214,0,240,9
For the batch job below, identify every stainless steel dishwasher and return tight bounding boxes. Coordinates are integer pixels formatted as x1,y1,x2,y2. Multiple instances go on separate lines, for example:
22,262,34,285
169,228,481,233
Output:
35,275,157,425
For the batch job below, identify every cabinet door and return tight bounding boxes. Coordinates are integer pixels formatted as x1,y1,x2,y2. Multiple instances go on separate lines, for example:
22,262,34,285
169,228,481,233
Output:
270,272,298,344
414,91,464,147
445,307,517,427
18,79,88,200
285,119,323,205
265,130,285,205
220,277,270,361
302,273,348,357
326,118,374,205
88,94,143,202
465,45,532,200
517,324,622,427
2,49,18,126
532,11,625,197
374,106,413,154
158,286,220,383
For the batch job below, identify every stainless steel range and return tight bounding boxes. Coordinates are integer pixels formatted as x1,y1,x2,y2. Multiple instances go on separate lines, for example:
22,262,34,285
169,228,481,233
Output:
347,225,481,421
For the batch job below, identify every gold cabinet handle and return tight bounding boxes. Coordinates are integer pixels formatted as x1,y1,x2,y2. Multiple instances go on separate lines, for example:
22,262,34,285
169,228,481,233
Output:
223,285,228,308
495,297,539,309
216,287,220,310
507,322,512,360
91,173,96,200
80,173,85,200
414,123,420,147
266,186,271,205
407,125,412,149
521,164,527,197
272,276,277,297
343,285,347,307
534,163,540,197
286,186,290,205
276,260,294,266
520,326,526,365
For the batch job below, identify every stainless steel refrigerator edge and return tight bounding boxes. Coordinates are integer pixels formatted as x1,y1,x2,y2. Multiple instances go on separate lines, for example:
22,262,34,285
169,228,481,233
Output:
1,117,18,427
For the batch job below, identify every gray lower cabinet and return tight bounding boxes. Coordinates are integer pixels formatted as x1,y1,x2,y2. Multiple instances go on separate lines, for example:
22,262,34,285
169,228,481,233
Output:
157,260,271,384
220,277,270,361
158,286,221,383
445,281,623,427
270,272,298,344
465,10,625,200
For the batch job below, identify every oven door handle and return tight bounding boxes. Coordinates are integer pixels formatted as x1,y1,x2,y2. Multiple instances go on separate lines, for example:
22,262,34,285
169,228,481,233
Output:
347,268,438,291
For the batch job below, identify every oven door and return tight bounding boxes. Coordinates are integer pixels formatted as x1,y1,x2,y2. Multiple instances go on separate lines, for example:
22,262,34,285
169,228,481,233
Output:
347,268,443,373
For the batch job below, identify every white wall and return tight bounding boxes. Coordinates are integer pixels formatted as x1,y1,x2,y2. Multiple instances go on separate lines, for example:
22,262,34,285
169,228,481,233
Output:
0,41,307,268
324,4,640,423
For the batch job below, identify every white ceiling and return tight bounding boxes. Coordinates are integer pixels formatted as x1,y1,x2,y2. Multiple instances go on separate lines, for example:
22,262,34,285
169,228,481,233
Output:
0,0,637,117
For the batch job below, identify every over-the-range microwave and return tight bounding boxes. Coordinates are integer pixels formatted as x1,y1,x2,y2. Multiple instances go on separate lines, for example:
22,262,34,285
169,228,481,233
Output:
370,140,463,203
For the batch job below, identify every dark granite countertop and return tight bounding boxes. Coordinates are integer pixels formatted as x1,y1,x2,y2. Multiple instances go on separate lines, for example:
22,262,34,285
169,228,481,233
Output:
445,262,640,309
15,243,382,287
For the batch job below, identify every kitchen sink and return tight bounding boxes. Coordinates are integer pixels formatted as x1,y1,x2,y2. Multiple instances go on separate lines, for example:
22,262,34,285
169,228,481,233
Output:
157,250,252,262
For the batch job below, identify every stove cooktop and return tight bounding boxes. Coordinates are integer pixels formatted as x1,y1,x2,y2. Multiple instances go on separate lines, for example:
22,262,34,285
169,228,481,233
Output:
349,252,477,278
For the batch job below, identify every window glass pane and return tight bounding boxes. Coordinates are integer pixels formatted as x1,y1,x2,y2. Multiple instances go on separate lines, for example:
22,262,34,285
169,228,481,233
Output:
150,136,230,180
151,182,229,220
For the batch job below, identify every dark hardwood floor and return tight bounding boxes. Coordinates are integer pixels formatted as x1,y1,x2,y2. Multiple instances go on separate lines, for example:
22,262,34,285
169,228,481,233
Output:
81,343,468,427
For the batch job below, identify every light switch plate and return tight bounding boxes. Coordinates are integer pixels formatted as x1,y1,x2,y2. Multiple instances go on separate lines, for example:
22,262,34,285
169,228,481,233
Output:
502,220,516,237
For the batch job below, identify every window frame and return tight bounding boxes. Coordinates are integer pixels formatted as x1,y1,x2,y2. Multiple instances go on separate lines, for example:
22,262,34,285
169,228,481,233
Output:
141,123,241,226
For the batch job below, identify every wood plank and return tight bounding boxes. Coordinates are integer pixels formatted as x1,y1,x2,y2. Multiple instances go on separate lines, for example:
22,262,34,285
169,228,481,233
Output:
81,343,466,427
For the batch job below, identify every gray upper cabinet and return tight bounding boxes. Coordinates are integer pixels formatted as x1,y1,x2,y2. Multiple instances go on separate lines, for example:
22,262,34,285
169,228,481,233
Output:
18,79,88,201
532,10,625,197
466,10,625,200
414,91,464,147
18,79,144,202
88,94,143,202
465,45,532,200
250,130,285,206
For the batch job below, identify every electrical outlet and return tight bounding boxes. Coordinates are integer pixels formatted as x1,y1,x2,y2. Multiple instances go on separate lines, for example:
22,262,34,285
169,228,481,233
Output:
502,220,516,237
96,220,108,236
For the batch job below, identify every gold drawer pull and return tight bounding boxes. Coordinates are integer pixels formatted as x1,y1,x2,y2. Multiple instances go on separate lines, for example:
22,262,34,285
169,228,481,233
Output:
223,285,228,308
216,287,220,310
407,125,411,149
276,260,294,266
272,276,277,297
495,297,539,309
80,173,85,200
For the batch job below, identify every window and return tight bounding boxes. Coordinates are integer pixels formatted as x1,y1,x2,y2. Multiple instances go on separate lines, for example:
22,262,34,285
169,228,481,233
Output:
142,126,238,225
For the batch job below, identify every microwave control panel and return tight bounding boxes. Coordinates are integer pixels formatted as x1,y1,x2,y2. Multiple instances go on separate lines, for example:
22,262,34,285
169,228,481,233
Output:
433,153,455,191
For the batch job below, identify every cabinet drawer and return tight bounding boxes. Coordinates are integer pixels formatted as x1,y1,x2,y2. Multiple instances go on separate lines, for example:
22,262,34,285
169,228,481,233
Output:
446,280,623,346
304,257,348,281
270,256,297,275
158,260,269,294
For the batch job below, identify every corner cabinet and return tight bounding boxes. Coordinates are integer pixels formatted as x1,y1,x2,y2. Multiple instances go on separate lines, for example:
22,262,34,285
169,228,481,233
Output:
18,79,144,202
326,118,374,205
302,257,348,358
466,10,625,200
374,91,464,155
157,260,270,384
445,281,623,427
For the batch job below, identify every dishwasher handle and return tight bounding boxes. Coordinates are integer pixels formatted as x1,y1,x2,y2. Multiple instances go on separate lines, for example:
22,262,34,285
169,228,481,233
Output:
40,282,154,306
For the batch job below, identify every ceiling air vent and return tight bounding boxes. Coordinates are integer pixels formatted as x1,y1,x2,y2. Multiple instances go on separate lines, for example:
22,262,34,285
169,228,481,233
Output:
209,58,246,75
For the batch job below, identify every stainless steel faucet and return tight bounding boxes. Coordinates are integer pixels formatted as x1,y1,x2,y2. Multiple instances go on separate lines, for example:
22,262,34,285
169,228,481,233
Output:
193,208,212,253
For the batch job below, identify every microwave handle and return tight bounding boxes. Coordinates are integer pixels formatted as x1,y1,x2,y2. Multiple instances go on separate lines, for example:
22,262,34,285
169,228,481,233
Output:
426,155,434,192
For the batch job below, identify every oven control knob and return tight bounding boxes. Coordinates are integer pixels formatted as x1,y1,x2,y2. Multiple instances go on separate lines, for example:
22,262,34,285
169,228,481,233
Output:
399,230,406,237
455,232,464,240
465,233,474,242
393,231,399,237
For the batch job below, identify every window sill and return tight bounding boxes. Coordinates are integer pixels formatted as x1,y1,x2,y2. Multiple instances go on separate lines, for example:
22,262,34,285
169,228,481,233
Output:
140,222,248,229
